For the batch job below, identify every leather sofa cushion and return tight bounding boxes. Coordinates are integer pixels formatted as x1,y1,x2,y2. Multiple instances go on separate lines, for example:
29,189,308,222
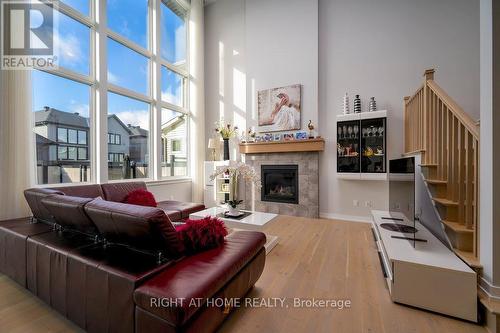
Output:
24,188,64,222
0,219,53,286
133,231,266,327
157,200,205,219
26,230,98,308
41,195,98,235
26,234,169,333
156,202,185,221
71,243,174,333
50,184,104,198
156,205,182,222
134,248,266,333
84,198,182,256
100,182,147,203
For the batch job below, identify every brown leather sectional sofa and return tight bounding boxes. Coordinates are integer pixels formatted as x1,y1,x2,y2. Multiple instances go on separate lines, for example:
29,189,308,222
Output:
0,182,266,333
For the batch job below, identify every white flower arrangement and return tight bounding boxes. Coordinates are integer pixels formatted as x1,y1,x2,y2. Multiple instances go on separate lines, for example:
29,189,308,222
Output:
210,162,261,208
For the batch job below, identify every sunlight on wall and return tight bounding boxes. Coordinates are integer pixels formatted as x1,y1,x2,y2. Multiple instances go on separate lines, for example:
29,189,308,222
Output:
219,100,224,121
218,41,224,97
233,68,246,113
251,78,256,122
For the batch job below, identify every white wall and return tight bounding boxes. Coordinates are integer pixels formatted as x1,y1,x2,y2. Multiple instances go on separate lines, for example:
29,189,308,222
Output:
204,0,480,221
147,180,192,202
204,0,318,161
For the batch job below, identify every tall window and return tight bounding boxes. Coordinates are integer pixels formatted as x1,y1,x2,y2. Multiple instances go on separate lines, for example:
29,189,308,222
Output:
160,0,189,178
32,0,190,185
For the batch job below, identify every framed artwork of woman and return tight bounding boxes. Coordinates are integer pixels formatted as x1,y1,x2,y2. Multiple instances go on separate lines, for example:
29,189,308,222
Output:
258,84,301,132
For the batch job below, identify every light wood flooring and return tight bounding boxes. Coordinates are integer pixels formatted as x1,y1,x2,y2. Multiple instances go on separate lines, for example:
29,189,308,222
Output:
0,216,486,333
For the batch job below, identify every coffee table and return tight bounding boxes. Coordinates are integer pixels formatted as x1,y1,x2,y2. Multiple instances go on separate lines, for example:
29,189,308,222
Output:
189,207,279,253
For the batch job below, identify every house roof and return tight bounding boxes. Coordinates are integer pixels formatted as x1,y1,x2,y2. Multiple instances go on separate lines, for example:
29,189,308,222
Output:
161,115,185,133
128,125,148,137
35,108,149,137
108,114,132,134
34,107,89,128
35,133,56,145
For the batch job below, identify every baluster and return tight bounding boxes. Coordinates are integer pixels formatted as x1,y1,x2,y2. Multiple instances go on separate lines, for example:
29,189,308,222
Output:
465,132,473,229
437,99,442,179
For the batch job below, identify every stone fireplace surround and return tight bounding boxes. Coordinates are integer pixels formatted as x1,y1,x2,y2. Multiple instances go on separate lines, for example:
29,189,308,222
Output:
243,152,319,218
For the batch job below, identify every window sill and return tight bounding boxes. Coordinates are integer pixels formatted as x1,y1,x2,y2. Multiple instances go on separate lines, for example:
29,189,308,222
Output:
146,177,192,186
33,177,192,188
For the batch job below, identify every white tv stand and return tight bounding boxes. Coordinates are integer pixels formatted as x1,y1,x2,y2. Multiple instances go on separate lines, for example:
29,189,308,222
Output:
371,210,477,322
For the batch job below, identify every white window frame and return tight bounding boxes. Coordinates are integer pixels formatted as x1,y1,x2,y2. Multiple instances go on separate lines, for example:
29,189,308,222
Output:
34,0,191,186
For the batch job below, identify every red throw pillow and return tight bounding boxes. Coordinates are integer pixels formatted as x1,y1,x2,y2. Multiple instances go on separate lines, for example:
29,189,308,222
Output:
123,189,158,207
176,217,228,253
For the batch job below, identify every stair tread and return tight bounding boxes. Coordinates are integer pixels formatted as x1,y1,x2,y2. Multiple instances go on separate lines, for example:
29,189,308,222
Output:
425,179,447,185
442,220,474,233
454,249,481,268
479,289,500,315
433,197,459,206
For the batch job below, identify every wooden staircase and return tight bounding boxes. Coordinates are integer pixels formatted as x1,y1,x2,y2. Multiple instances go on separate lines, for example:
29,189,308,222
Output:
404,69,480,269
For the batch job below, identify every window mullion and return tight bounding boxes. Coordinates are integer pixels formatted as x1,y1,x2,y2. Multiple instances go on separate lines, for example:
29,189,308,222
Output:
152,0,162,181
161,60,188,77
95,0,109,183
107,83,152,104
106,30,152,58
58,2,94,28
159,101,189,115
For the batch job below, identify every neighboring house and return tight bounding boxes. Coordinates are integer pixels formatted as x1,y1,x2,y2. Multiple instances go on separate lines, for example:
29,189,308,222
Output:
161,114,187,162
35,134,57,163
34,108,150,182
34,107,90,184
161,114,187,176
34,107,90,165
128,125,149,164
107,114,131,163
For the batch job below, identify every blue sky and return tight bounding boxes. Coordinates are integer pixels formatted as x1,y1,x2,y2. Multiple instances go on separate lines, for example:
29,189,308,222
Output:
61,0,90,17
33,1,186,130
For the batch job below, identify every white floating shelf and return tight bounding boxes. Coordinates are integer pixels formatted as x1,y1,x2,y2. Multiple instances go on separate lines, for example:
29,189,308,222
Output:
337,172,388,180
337,173,361,180
337,110,387,121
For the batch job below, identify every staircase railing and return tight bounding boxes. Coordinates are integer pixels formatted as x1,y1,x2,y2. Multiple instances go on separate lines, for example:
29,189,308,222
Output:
404,69,480,265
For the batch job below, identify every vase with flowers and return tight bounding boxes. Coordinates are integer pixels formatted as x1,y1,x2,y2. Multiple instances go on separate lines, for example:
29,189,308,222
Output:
210,162,261,215
215,120,238,160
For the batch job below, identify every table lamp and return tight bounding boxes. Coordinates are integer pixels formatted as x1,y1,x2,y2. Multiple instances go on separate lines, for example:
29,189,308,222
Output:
208,138,217,161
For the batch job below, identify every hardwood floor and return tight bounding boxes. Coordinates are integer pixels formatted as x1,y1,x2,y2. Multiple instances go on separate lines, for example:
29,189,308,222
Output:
0,216,486,333
0,275,83,333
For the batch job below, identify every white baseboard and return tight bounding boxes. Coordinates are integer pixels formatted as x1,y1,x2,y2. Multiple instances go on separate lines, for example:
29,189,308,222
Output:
319,212,371,224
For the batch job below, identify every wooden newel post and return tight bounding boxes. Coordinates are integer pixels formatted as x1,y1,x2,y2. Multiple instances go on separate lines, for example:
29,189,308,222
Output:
424,68,435,81
404,96,410,152
422,69,435,163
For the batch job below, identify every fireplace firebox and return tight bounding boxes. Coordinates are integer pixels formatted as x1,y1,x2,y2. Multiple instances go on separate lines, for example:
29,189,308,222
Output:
261,165,298,204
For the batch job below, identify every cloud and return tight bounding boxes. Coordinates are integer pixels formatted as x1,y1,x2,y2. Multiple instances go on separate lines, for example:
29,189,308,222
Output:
161,82,183,106
119,20,131,39
54,33,83,64
161,90,180,105
70,103,89,117
108,71,119,84
113,110,150,131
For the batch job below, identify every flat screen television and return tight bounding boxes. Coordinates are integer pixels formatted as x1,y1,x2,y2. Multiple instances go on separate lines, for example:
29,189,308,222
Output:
389,156,453,248
389,157,415,222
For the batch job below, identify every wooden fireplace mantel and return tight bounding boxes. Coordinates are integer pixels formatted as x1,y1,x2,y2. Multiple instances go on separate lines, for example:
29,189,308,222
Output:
239,138,325,154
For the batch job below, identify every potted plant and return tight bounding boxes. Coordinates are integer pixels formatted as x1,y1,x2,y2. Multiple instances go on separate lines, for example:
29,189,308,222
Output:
210,162,261,215
215,120,238,160
226,199,243,215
